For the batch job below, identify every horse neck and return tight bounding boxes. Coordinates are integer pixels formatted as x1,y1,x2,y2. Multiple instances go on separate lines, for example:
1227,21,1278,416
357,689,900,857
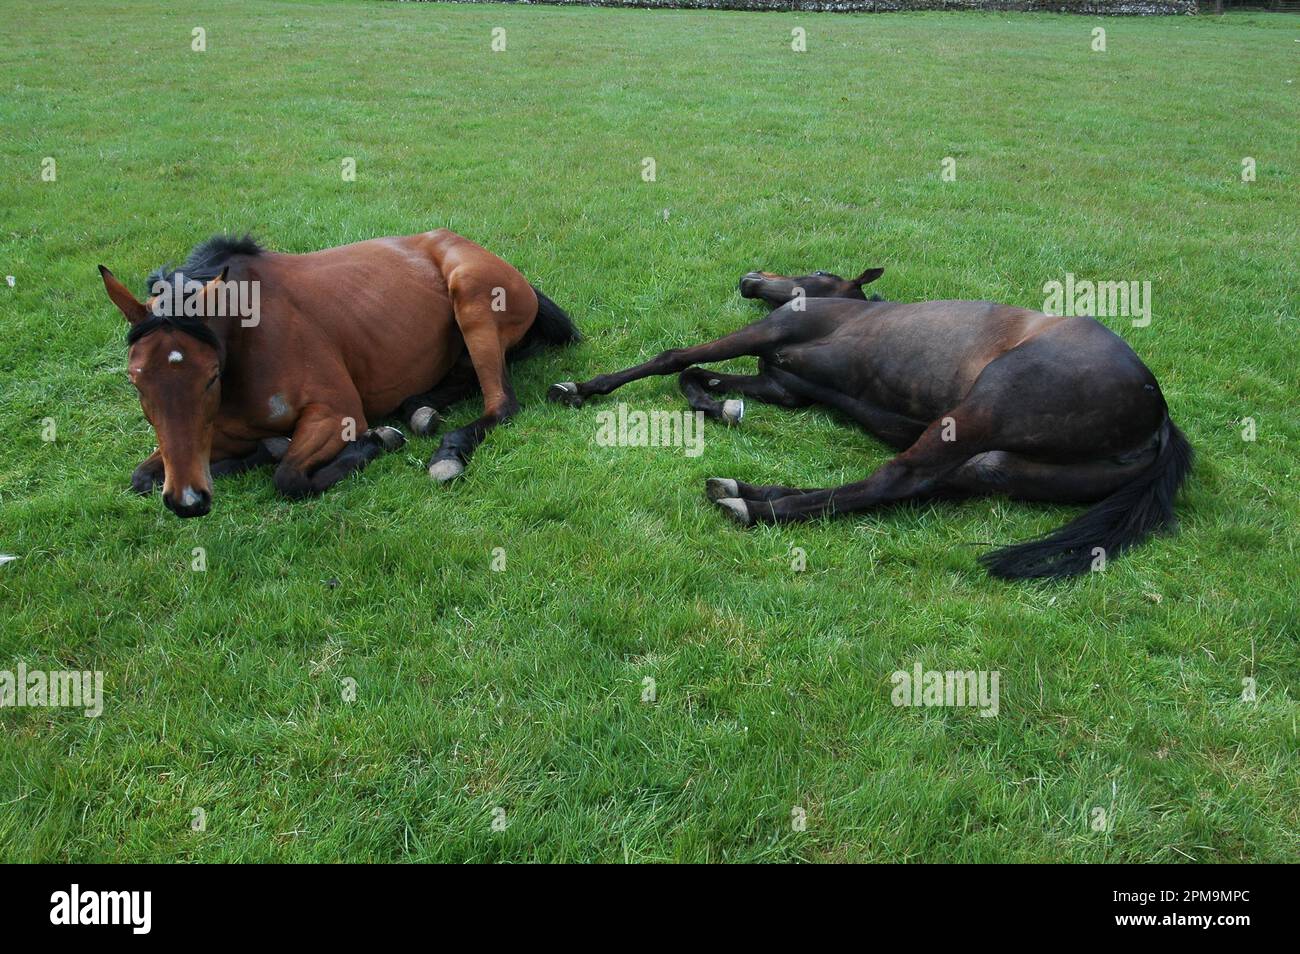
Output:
210,311,246,377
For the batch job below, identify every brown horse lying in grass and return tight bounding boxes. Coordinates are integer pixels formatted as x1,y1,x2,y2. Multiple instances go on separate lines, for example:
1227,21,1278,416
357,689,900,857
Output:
100,230,578,518
549,266,1191,580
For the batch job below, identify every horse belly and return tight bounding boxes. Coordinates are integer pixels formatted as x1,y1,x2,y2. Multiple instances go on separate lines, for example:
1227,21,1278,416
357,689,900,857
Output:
310,287,459,419
354,310,460,419
775,335,970,421
253,243,467,423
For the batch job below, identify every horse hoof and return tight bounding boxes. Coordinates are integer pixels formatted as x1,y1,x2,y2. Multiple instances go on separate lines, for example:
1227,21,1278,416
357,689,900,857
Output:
371,426,406,451
721,399,744,425
547,382,583,408
713,496,751,526
262,437,292,460
705,477,738,501
409,406,441,437
428,458,465,483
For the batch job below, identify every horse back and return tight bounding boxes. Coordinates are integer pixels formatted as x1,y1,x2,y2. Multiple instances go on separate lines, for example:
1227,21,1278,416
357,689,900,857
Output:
224,235,478,422
776,299,1058,417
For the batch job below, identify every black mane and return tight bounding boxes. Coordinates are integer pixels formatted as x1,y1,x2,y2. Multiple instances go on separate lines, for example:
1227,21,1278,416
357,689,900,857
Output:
129,234,263,357
145,233,264,292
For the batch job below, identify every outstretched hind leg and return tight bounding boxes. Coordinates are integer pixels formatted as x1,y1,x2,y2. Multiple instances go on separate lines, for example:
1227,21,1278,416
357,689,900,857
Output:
698,364,931,506
938,449,1153,504
712,408,994,525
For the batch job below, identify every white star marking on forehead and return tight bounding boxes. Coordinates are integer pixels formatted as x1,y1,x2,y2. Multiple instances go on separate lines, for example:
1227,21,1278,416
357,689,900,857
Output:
168,350,184,364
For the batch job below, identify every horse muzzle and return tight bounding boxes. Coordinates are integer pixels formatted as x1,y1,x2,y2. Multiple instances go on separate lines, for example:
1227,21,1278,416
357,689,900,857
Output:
163,485,212,518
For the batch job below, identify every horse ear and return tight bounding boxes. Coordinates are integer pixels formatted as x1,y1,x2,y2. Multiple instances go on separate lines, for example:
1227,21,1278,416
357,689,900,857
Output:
853,267,885,287
98,265,148,324
197,267,230,316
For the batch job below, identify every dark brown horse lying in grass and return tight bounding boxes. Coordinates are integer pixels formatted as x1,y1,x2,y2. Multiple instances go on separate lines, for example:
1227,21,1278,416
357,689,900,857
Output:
549,267,1191,579
100,231,578,518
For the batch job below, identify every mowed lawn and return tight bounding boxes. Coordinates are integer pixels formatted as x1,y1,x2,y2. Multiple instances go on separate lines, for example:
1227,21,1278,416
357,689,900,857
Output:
1,1,1296,862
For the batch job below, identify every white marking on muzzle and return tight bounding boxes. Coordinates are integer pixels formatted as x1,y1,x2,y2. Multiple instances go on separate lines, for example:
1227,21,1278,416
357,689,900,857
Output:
180,486,201,508
168,350,184,364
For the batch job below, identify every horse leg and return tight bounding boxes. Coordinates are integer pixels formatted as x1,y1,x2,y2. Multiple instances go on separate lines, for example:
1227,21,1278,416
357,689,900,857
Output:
705,476,819,503
210,446,273,478
711,408,993,525
938,447,1156,502
426,312,518,483
130,449,165,494
547,311,805,407
273,403,402,498
700,365,930,505
762,366,928,450
137,438,290,494
397,357,481,437
677,365,811,424
715,446,1155,513
306,426,406,493
207,431,276,479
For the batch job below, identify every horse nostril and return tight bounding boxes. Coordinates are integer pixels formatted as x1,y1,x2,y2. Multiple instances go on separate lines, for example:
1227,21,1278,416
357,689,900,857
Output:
163,488,211,518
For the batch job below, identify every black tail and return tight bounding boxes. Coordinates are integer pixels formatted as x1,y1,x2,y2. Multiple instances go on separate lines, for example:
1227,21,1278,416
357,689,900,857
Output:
979,416,1194,580
507,286,581,362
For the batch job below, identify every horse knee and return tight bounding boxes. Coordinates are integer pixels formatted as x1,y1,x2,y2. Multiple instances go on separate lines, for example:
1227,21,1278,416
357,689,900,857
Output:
273,464,316,499
130,461,163,495
658,347,690,371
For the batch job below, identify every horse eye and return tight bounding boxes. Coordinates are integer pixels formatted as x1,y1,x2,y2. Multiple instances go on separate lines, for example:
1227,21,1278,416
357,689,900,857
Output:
814,271,827,277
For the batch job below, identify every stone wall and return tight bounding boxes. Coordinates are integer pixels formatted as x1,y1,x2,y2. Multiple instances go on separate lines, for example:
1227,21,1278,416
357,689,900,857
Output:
428,0,1198,14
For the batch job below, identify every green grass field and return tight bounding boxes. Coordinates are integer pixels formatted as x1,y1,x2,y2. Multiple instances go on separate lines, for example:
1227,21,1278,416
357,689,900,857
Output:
1,1,1296,862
